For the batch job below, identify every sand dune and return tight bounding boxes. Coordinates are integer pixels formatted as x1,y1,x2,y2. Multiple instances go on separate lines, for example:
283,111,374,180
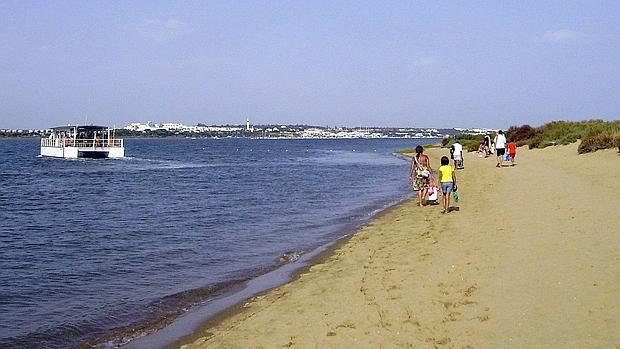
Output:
180,143,620,349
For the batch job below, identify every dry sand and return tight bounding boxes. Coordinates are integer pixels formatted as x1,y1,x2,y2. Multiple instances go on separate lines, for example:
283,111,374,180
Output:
180,143,619,349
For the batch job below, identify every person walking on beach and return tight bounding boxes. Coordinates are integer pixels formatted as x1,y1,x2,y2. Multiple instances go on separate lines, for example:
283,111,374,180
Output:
452,141,463,169
438,156,457,213
494,130,507,167
483,134,491,156
508,138,517,166
409,145,432,207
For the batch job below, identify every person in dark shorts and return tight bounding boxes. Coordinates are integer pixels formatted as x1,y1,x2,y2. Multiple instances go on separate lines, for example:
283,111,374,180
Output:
494,130,507,167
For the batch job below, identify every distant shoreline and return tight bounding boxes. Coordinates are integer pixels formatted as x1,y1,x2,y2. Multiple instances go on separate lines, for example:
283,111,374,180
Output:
0,135,445,141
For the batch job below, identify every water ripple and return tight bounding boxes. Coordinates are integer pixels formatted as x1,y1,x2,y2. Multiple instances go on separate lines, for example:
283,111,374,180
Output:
0,138,430,348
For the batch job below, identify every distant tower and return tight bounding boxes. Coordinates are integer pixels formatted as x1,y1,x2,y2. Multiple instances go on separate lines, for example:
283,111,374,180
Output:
246,118,250,131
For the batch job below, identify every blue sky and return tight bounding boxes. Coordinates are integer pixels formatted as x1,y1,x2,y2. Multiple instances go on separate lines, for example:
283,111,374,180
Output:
1,1,619,129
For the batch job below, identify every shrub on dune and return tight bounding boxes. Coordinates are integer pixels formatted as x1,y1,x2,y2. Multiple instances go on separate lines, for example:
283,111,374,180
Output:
423,119,619,155
505,119,620,153
579,129,620,153
442,134,484,153
506,124,538,145
441,137,451,147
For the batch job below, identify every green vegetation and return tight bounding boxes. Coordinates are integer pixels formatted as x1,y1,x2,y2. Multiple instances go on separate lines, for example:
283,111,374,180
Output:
440,119,620,155
399,143,441,156
505,120,620,153
578,128,620,154
443,134,484,152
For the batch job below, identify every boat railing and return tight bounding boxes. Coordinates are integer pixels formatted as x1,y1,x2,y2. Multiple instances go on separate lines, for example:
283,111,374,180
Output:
41,138,124,148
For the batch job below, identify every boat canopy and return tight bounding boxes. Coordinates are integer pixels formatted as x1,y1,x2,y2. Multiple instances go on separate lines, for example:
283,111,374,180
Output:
51,125,109,132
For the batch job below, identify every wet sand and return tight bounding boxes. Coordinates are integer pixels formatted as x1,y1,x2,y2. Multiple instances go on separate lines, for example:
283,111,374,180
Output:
179,143,620,348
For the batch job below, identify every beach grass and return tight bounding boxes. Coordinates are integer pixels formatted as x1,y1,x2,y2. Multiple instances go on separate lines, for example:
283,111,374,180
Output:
578,127,620,153
399,143,442,156
446,134,485,152
508,119,620,152
442,119,620,154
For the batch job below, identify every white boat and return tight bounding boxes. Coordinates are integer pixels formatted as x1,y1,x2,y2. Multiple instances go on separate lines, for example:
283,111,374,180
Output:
41,125,125,159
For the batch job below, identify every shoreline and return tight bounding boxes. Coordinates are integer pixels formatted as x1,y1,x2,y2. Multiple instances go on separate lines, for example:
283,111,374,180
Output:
162,234,357,349
117,176,414,349
177,143,619,348
161,199,412,349
2,137,422,346
0,136,444,141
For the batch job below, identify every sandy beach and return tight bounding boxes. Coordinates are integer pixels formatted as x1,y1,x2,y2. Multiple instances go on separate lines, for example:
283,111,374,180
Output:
179,143,620,349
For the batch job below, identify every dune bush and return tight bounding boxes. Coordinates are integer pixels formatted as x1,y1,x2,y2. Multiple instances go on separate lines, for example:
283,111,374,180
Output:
424,119,619,156
441,134,485,153
505,119,620,153
506,124,538,143
458,134,485,152
441,137,451,147
578,128,620,153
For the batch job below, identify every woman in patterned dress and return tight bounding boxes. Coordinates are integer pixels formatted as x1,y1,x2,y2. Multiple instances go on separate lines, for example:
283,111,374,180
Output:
409,145,433,207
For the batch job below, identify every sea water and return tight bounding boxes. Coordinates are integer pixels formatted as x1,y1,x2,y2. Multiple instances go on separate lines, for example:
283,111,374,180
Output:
0,138,434,348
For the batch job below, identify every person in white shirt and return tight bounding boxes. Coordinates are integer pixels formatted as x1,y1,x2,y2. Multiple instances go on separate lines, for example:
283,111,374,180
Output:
452,141,463,169
494,130,507,167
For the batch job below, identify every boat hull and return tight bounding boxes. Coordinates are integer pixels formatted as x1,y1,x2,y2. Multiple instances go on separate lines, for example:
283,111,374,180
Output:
41,146,125,159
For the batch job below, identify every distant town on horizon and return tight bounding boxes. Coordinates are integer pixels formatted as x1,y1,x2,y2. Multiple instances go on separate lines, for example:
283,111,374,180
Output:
1,120,498,139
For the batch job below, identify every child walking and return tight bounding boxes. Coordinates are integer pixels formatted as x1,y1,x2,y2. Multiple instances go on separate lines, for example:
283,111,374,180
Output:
438,156,457,214
508,138,517,166
427,179,439,205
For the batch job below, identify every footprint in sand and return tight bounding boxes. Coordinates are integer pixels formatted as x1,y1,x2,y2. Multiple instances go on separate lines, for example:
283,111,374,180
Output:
463,284,478,297
282,336,296,348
